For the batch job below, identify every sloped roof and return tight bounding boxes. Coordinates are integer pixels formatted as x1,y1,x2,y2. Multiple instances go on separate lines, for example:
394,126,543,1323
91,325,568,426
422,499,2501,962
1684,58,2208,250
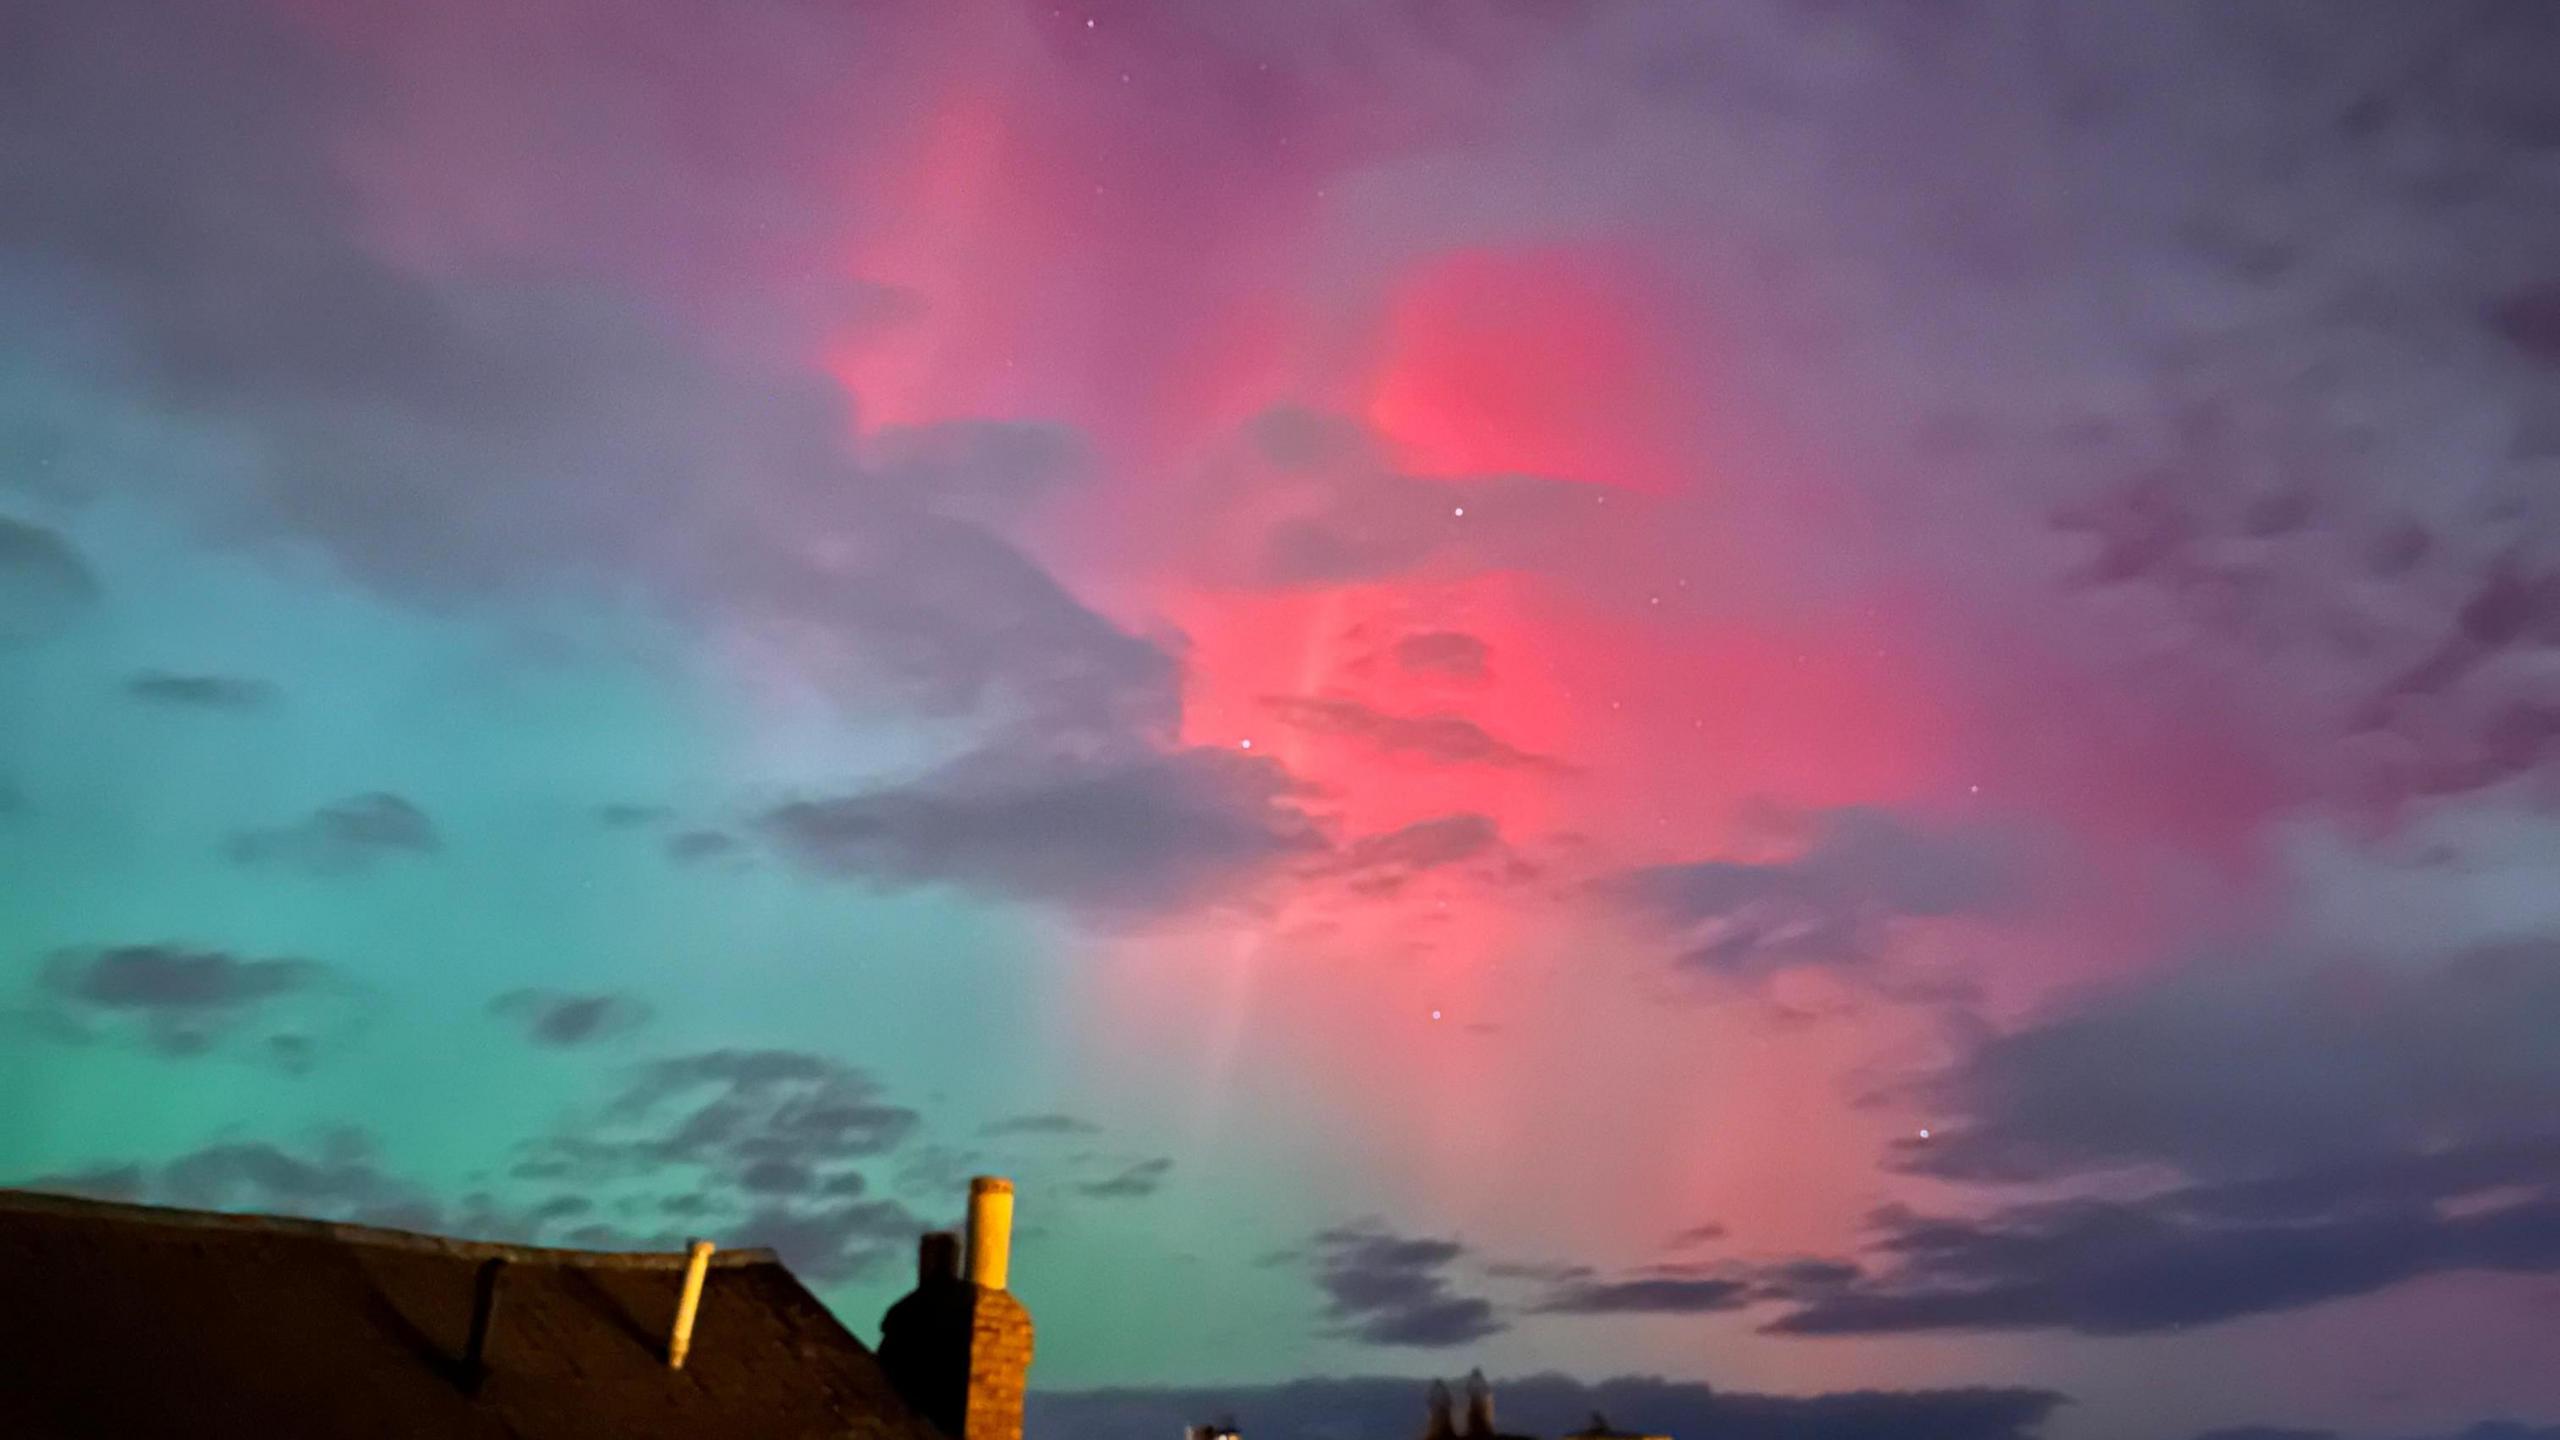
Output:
0,1187,949,1440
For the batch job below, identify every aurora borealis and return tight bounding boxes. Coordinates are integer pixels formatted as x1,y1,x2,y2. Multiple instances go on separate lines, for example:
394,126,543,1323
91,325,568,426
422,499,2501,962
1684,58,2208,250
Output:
5,4,2560,1438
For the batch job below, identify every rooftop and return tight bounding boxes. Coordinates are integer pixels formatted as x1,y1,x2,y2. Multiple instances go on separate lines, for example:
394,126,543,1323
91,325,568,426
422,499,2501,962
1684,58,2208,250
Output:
0,1186,949,1440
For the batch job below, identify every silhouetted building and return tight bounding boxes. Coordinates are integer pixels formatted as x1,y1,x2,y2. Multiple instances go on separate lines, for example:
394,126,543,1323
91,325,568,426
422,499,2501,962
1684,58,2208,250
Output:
879,1175,1038,1440
1564,1414,1671,1440
1419,1373,1660,1440
0,1177,1031,1440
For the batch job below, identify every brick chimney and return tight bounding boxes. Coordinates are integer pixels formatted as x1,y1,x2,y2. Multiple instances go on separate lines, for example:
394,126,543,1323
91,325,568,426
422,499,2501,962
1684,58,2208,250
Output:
881,1178,1036,1440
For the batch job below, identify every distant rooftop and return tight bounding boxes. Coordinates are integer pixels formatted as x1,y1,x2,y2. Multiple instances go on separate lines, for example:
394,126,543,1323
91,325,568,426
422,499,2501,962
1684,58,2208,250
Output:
0,1186,948,1440
1563,1415,1671,1440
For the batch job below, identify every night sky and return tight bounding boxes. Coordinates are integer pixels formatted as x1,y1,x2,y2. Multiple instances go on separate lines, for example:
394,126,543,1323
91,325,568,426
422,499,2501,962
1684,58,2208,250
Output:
5,4,2560,1439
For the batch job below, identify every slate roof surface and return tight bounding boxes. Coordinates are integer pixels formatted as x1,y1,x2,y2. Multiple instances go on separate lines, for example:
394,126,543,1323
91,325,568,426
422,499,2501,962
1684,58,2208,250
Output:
0,1187,948,1440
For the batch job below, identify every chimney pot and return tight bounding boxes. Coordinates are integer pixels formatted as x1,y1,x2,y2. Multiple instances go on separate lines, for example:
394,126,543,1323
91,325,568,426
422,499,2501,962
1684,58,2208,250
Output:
919,1230,962,1286
965,1176,1015,1291
667,1239,715,1369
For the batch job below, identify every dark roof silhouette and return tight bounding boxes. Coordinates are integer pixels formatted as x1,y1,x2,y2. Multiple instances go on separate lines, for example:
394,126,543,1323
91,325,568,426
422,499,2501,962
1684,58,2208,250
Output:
1564,1415,1667,1440
0,1187,949,1440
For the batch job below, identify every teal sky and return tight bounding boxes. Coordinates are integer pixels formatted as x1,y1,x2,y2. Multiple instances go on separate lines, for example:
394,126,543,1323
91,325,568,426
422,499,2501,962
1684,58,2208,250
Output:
0,495,1327,1382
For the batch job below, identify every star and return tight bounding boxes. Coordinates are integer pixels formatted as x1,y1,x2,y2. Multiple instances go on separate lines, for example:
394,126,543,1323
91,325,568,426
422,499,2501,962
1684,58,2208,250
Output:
1429,1010,1443,1021
1452,506,1465,517
1238,738,1254,750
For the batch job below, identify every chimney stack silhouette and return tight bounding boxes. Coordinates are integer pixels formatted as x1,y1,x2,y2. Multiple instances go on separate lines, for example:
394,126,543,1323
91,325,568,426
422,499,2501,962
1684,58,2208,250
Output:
1424,1380,1458,1440
881,1178,1035,1440
1462,1371,1496,1440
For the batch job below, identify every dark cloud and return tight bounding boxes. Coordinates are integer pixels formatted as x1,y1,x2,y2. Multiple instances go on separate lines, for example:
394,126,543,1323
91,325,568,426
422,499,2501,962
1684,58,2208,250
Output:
664,828,743,864
30,1163,146,1203
43,944,315,1013
0,514,98,642
509,1040,921,1178
725,1198,932,1281
1393,631,1490,682
486,989,652,1047
24,1132,664,1258
2487,282,2560,368
18,1050,947,1278
1533,1277,1753,1316
595,802,672,828
980,1112,1104,1138
867,420,1086,525
1308,1224,1506,1348
499,1047,926,1278
1076,1157,1173,1200
1666,1222,1729,1249
1909,942,2560,1184
1263,696,1566,772
2190,1427,2560,1440
1761,1138,2560,1337
27,1132,445,1234
738,1158,819,1195
22,1107,927,1280
1757,1259,1862,1292
1480,1259,1596,1285
1327,814,1523,897
158,1138,440,1232
760,746,1322,914
1028,1373,2062,1440
1337,814,1502,874
1206,409,1645,590
224,792,440,876
602,1050,921,1163
1789,916,2560,1337
1610,808,2017,977
32,943,337,1065
122,671,277,709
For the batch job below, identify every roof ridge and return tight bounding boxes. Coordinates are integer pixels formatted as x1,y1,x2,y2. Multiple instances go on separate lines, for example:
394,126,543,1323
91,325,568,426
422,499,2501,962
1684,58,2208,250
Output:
0,1187,783,1269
